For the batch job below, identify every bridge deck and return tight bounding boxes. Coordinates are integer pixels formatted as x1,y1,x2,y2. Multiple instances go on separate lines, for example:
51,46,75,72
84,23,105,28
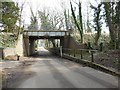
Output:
24,30,69,37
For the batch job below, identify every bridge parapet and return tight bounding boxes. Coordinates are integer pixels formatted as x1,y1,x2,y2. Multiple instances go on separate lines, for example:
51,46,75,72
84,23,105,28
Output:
23,30,69,37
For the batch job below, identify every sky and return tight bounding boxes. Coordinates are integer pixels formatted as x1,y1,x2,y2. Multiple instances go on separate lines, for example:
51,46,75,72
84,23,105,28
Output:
12,0,109,34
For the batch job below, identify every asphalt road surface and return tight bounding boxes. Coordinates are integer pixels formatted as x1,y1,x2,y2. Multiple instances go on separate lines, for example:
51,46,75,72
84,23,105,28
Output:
17,47,118,88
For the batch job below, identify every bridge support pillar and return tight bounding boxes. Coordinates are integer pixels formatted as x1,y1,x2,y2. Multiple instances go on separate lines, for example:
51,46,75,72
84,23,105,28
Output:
29,39,35,55
23,35,29,56
16,34,30,56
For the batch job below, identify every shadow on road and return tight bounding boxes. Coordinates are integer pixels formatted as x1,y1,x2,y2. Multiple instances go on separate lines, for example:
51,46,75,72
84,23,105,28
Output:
29,47,56,58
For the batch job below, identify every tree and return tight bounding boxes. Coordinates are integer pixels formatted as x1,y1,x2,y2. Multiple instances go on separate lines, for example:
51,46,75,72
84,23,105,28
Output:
86,4,91,33
64,10,68,30
0,2,19,47
70,1,83,43
38,10,51,30
28,4,38,30
38,9,64,31
103,1,119,49
114,1,120,49
1,2,19,33
16,0,26,37
90,3,102,45
38,9,64,47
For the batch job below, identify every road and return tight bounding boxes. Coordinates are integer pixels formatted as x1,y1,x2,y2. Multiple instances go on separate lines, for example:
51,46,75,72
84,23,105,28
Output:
16,47,118,88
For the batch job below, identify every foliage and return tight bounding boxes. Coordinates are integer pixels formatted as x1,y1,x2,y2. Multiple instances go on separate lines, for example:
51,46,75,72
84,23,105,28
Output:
0,33,16,47
38,9,64,30
38,10,52,30
1,2,19,33
0,2,20,47
103,1,120,49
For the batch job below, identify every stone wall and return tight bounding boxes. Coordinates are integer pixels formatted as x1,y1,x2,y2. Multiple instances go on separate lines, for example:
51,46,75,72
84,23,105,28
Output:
15,34,24,56
3,48,16,57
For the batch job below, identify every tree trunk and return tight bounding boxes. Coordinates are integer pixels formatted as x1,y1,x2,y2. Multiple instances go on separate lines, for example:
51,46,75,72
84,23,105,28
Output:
103,3,116,49
70,1,83,43
50,39,56,47
79,2,83,43
116,1,120,49
94,30,101,45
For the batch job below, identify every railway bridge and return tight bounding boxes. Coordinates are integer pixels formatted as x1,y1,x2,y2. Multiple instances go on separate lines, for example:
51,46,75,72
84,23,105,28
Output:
16,30,73,56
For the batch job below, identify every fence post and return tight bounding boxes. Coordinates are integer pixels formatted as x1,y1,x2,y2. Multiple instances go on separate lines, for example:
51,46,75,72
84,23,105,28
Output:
99,42,103,52
74,49,76,57
80,50,83,59
57,39,59,47
91,51,94,62
16,54,20,61
69,49,70,56
60,46,62,57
